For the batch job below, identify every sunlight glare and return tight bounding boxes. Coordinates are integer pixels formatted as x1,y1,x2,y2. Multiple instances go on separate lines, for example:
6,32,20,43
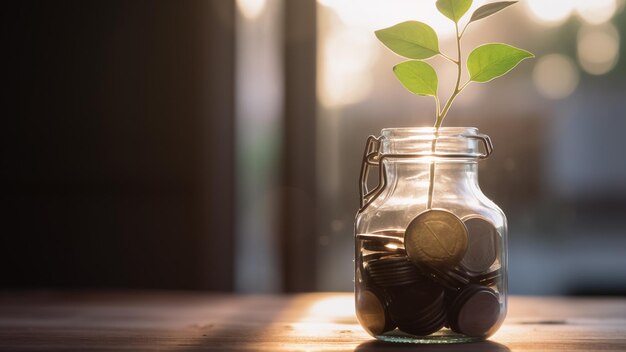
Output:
319,27,377,107
318,0,489,39
317,0,493,108
265,296,365,351
309,295,355,319
288,295,361,340
237,0,267,19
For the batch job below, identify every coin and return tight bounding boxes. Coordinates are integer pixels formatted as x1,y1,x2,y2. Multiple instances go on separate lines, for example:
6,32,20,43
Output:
366,255,423,287
449,284,501,337
460,216,501,274
404,209,468,268
356,289,395,336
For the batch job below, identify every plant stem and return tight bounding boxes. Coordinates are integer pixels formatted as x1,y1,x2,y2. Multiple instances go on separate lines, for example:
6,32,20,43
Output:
437,22,465,127
426,135,438,209
459,22,470,38
427,22,466,209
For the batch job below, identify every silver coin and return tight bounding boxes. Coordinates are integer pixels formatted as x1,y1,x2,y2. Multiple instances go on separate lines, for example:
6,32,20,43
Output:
460,216,500,274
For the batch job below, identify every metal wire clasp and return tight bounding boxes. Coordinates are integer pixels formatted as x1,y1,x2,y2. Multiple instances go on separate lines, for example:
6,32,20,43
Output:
359,136,384,211
471,134,494,160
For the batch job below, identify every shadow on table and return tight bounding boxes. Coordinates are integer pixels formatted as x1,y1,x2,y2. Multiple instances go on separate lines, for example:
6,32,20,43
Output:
354,340,511,352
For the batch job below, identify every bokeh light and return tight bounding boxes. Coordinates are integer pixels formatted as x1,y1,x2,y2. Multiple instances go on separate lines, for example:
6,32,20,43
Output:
577,23,621,75
237,0,267,19
533,54,579,99
575,0,618,25
525,0,619,26
525,0,575,26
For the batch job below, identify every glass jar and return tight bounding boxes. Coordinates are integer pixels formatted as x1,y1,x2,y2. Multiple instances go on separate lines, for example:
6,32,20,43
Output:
354,127,507,344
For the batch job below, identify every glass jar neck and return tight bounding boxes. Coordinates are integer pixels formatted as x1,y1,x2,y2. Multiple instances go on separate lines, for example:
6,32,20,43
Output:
384,159,479,187
376,127,485,204
378,127,483,186
359,127,490,211
380,127,483,157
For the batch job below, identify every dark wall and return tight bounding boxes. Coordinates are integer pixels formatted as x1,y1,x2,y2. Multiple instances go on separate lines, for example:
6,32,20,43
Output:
1,1,235,290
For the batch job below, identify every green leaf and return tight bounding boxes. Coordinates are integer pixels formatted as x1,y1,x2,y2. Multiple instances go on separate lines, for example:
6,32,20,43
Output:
436,0,473,22
375,21,440,59
470,1,517,23
468,43,534,83
393,61,438,96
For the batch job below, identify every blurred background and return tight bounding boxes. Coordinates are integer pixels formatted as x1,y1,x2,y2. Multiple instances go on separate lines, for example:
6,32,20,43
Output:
2,0,625,296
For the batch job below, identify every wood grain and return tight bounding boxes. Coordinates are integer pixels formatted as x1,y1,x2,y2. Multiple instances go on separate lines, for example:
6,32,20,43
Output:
0,292,624,351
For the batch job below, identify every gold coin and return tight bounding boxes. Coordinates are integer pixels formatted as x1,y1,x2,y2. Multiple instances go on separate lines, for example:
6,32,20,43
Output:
404,209,468,268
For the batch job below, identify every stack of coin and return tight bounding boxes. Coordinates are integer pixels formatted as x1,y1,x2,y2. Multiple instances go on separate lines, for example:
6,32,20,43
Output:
356,211,504,338
358,232,405,286
365,254,422,287
387,280,446,336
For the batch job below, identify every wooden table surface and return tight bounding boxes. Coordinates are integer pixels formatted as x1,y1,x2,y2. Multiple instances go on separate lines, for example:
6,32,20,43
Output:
0,292,625,351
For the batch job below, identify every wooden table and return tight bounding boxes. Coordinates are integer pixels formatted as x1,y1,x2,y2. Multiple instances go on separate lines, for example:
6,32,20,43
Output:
1,292,625,351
